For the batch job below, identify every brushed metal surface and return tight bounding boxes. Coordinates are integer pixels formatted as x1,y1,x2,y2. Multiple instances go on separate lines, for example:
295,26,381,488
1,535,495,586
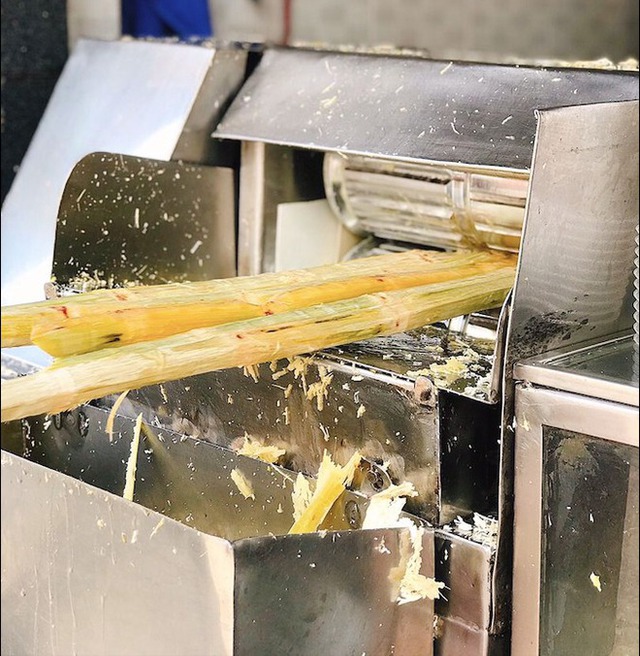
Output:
435,531,494,631
1,440,436,655
121,355,442,523
512,384,639,655
494,99,640,637
215,49,638,172
1,39,220,306
0,450,235,656
508,101,639,361
53,152,236,285
514,333,639,408
172,47,248,165
234,529,435,655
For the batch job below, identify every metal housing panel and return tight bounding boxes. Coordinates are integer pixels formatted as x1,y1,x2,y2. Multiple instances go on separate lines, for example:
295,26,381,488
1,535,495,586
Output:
234,529,435,656
215,49,638,171
508,100,639,360
1,39,221,306
52,153,236,285
514,334,639,408
493,99,640,636
0,451,235,656
511,384,639,655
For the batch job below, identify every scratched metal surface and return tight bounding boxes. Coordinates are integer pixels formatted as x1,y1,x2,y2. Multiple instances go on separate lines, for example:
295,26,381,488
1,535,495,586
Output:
215,48,639,171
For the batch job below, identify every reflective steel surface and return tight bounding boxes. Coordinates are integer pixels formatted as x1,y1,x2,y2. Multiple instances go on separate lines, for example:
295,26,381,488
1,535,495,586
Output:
512,384,639,656
1,39,230,306
53,153,236,285
496,99,640,638
515,334,639,408
1,450,235,656
508,101,639,361
215,49,638,171
233,529,435,655
1,415,437,655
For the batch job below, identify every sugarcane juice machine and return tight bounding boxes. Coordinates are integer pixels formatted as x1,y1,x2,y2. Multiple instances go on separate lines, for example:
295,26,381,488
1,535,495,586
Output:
1,40,638,655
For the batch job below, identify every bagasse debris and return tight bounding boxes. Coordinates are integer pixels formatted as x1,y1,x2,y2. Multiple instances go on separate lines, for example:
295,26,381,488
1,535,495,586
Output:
123,414,143,502
289,451,362,534
292,473,314,522
363,481,445,602
398,528,445,603
106,389,131,442
237,433,286,464
230,468,255,500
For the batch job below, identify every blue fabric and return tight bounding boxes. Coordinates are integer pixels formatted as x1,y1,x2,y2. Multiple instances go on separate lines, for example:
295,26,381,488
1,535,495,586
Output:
122,0,213,38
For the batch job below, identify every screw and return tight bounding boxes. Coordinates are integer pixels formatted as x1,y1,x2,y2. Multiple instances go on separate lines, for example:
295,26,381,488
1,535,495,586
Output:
367,468,385,491
414,376,435,407
64,412,77,428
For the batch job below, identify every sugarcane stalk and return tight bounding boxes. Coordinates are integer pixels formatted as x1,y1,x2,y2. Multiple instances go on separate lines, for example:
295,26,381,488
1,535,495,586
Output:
0,268,514,423
2,250,514,357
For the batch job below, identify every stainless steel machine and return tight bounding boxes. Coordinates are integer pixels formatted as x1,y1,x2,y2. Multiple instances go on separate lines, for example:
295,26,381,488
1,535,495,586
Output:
1,39,638,655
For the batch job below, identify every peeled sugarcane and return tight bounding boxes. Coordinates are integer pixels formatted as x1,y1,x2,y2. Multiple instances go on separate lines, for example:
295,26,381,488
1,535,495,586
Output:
1,250,514,357
0,268,515,423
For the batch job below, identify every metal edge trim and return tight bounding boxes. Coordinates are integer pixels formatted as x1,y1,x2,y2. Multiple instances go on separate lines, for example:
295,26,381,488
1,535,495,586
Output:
212,135,532,175
514,361,639,408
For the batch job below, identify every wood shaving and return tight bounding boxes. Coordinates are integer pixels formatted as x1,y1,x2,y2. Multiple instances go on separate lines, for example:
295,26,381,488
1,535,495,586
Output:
408,358,468,386
363,482,444,603
305,369,334,411
398,527,446,603
292,473,313,522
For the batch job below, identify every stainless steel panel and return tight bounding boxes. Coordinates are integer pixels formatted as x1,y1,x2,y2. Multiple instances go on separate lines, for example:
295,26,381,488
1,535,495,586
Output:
507,100,639,361
538,428,637,656
234,529,435,655
120,355,443,523
495,99,640,637
116,330,502,526
215,49,638,171
0,451,235,656
435,531,494,631
512,384,640,656
1,39,220,306
172,47,248,165
53,153,236,285
4,405,363,540
436,617,506,656
514,334,639,408
2,414,437,655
